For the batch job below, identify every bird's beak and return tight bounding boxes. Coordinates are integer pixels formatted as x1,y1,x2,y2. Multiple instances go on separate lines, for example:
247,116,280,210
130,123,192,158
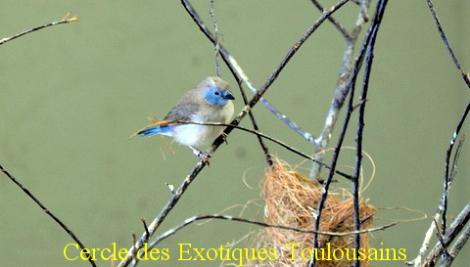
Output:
223,90,235,100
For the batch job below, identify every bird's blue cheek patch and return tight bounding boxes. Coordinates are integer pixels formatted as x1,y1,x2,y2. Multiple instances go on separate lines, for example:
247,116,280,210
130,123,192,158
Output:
204,87,228,107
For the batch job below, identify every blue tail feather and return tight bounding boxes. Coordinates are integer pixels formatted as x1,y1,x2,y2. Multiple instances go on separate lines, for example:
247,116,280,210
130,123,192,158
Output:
137,126,171,137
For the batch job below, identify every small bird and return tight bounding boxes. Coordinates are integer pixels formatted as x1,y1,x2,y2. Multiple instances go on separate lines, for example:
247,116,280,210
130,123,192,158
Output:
132,76,235,162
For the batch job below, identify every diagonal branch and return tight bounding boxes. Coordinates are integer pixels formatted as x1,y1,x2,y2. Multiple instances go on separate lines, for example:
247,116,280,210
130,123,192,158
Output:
0,163,96,267
426,0,470,89
117,1,351,266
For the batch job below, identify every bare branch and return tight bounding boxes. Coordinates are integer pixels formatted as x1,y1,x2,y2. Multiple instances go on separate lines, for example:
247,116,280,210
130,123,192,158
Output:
0,12,78,46
426,0,470,88
147,214,397,250
310,0,352,41
420,203,470,267
0,163,96,267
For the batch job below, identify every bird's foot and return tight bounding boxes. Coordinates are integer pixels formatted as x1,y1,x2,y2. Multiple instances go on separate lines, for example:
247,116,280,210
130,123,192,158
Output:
197,151,211,165
190,147,211,165
221,132,229,145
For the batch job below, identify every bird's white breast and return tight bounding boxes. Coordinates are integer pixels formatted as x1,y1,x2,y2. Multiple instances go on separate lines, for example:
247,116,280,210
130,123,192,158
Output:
172,101,234,148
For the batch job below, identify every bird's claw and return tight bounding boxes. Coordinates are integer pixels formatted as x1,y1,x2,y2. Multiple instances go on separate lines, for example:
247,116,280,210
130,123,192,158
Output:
221,132,228,145
197,151,211,165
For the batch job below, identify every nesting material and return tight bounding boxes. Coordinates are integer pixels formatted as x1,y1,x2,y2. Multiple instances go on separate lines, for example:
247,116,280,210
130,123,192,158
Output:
251,159,376,266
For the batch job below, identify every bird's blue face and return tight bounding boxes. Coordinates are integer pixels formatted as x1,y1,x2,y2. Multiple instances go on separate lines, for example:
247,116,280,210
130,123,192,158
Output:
203,86,235,107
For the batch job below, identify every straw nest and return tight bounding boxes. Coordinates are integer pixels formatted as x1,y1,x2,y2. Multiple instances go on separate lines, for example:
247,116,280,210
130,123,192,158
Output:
249,159,376,267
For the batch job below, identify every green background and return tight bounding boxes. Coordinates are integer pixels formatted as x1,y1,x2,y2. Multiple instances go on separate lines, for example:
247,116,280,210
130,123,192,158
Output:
1,0,469,266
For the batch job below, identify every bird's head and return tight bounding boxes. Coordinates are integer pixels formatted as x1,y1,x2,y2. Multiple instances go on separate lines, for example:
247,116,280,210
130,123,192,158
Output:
200,76,235,107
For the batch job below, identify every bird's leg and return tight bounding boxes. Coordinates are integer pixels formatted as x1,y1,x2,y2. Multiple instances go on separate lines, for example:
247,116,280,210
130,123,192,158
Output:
221,132,228,145
189,146,211,165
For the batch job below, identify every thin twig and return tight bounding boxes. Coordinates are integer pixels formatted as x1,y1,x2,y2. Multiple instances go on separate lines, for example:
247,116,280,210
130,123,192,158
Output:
209,0,222,77
441,101,470,234
141,218,150,238
170,120,353,180
310,0,352,41
148,214,397,250
0,163,96,267
0,12,78,46
426,0,470,88
118,1,350,266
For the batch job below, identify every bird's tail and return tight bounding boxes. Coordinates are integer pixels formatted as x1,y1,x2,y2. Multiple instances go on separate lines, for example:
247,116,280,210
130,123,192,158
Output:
129,120,172,138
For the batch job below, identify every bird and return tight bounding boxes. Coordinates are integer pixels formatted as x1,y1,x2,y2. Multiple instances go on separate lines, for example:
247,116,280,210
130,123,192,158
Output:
131,76,235,162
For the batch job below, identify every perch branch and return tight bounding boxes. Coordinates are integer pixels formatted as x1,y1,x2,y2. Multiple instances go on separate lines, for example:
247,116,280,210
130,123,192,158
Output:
170,120,354,180
0,163,96,267
117,1,351,266
0,12,78,46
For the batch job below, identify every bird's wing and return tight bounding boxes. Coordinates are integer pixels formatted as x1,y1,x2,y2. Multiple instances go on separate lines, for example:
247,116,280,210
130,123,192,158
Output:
163,96,200,123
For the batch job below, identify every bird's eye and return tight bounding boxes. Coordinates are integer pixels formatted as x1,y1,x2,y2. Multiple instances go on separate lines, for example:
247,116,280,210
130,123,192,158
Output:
214,91,220,96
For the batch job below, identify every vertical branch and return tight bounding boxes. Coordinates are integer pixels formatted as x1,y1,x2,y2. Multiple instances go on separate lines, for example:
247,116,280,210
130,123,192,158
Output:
309,0,389,265
209,0,222,77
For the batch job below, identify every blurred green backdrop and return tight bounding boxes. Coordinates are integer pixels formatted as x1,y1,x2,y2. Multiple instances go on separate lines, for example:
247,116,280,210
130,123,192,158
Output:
1,0,469,266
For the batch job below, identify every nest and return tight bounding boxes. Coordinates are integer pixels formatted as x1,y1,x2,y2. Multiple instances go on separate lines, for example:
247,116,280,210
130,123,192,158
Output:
249,159,376,267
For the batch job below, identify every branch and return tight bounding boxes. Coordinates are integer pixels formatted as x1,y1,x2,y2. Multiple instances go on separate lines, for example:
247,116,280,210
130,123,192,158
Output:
0,12,78,46
148,214,397,250
170,120,354,180
426,0,470,89
117,1,351,266
0,163,96,267
441,220,470,267
310,0,352,41
420,203,470,267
